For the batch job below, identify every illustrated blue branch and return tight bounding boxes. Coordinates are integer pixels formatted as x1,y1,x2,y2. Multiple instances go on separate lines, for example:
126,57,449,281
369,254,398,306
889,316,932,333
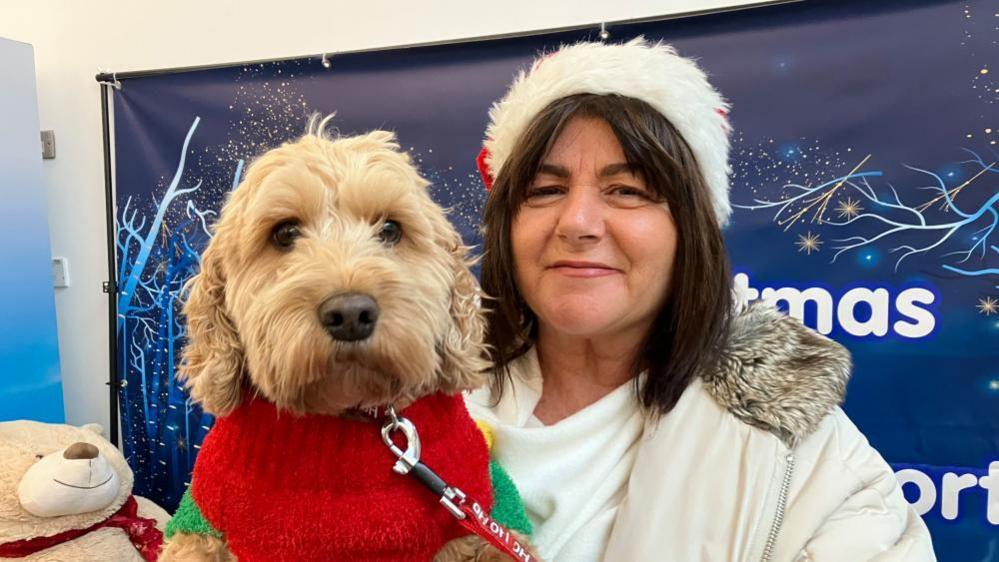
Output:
736,155,999,276
117,117,202,331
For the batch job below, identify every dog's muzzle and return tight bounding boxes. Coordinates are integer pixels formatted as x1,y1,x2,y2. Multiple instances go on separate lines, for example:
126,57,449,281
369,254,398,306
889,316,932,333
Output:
319,292,379,342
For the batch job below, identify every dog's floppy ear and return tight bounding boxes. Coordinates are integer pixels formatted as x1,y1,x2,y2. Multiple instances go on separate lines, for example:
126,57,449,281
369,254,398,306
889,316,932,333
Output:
438,231,490,393
179,228,245,416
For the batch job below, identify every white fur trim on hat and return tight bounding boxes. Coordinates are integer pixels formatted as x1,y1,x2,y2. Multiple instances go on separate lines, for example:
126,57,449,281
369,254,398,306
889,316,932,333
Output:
482,37,733,226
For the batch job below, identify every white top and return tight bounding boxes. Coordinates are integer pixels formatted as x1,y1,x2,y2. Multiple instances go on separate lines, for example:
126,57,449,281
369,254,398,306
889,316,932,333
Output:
466,348,644,562
465,348,934,561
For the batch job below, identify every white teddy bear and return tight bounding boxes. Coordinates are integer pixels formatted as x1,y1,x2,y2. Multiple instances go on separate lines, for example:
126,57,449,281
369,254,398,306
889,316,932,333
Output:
0,420,169,561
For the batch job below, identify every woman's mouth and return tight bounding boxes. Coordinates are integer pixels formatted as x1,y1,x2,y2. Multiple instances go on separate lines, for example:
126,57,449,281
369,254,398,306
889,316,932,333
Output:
548,260,620,278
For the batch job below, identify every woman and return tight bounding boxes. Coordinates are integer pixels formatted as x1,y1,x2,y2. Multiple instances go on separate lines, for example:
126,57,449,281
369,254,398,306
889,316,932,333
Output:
466,39,935,562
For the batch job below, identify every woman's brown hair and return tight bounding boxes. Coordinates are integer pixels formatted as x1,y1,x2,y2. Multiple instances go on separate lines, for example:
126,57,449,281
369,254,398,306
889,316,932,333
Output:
480,93,733,417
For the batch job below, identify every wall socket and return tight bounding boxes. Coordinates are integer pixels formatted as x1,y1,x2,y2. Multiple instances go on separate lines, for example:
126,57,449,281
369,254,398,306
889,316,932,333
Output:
51,257,70,288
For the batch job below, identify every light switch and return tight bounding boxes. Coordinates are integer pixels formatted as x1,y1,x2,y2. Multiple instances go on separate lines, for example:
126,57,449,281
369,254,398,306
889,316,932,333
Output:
51,257,69,288
41,130,56,159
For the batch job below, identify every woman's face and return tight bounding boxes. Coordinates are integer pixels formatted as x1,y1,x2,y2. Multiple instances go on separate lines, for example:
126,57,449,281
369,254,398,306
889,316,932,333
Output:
511,116,678,340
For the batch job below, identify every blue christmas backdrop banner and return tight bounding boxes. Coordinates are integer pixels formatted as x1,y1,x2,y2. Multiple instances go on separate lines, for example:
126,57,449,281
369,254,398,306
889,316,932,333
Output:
110,0,996,558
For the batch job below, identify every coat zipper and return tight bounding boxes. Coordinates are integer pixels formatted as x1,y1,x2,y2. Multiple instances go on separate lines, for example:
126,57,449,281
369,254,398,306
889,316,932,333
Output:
760,453,795,562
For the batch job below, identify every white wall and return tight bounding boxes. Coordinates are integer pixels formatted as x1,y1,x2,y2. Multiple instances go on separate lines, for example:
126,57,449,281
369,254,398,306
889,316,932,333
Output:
0,0,767,431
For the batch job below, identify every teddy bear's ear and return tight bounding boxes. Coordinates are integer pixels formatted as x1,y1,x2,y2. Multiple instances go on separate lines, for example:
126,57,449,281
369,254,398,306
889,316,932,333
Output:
80,423,104,436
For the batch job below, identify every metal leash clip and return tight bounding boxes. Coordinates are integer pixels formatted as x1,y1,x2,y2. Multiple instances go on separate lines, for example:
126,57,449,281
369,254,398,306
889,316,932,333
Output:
438,486,467,519
381,406,421,475
380,406,468,519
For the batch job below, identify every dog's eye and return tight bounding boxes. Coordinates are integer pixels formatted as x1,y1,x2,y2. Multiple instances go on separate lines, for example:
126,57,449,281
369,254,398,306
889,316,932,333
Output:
378,220,402,246
272,221,302,249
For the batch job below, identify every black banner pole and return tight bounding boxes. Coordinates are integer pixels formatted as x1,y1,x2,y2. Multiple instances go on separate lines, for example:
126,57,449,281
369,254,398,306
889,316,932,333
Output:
99,82,120,447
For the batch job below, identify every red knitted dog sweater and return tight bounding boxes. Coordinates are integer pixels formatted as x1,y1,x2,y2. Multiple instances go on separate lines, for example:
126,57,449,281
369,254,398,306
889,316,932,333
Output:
189,392,493,562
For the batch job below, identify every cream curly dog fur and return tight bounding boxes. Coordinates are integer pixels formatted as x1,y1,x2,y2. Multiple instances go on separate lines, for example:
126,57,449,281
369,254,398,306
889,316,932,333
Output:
160,118,527,561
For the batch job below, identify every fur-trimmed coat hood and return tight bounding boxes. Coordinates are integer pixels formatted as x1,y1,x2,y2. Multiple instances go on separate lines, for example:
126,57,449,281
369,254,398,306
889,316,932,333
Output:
701,302,852,448
467,303,936,562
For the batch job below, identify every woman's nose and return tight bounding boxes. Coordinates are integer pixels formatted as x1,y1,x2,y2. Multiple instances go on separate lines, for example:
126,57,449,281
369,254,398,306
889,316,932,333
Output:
556,186,605,243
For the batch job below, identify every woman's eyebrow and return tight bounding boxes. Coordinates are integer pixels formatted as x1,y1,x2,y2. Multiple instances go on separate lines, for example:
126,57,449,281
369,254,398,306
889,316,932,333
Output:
537,163,638,178
537,163,570,178
598,163,639,178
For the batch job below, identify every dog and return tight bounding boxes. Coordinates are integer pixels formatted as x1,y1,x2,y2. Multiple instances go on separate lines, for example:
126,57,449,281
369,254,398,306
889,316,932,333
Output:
159,117,534,562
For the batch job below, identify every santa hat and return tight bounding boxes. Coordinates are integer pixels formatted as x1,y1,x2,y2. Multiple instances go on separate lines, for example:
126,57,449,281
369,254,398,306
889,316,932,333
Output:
478,37,733,226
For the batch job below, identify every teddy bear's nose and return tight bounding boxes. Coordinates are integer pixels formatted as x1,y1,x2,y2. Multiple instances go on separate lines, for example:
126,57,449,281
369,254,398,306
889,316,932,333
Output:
63,442,99,460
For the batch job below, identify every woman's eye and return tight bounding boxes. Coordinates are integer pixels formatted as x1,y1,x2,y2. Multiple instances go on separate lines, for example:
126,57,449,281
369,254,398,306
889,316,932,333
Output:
608,185,649,198
378,220,403,246
608,185,661,206
271,221,302,249
525,186,565,201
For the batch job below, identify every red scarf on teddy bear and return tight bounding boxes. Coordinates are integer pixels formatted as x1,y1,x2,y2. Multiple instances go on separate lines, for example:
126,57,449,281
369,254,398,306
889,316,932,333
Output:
0,495,162,561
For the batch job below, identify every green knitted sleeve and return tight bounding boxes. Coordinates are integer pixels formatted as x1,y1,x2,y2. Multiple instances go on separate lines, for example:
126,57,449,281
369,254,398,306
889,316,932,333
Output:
165,488,223,539
488,459,533,537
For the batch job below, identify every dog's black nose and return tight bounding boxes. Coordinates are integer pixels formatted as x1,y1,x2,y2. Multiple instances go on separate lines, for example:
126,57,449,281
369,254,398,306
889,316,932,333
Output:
319,293,379,342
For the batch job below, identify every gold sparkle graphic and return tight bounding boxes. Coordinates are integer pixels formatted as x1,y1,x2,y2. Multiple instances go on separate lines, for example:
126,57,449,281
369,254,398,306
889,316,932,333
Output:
836,197,863,219
795,231,823,255
778,154,871,231
977,296,998,315
916,161,996,212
